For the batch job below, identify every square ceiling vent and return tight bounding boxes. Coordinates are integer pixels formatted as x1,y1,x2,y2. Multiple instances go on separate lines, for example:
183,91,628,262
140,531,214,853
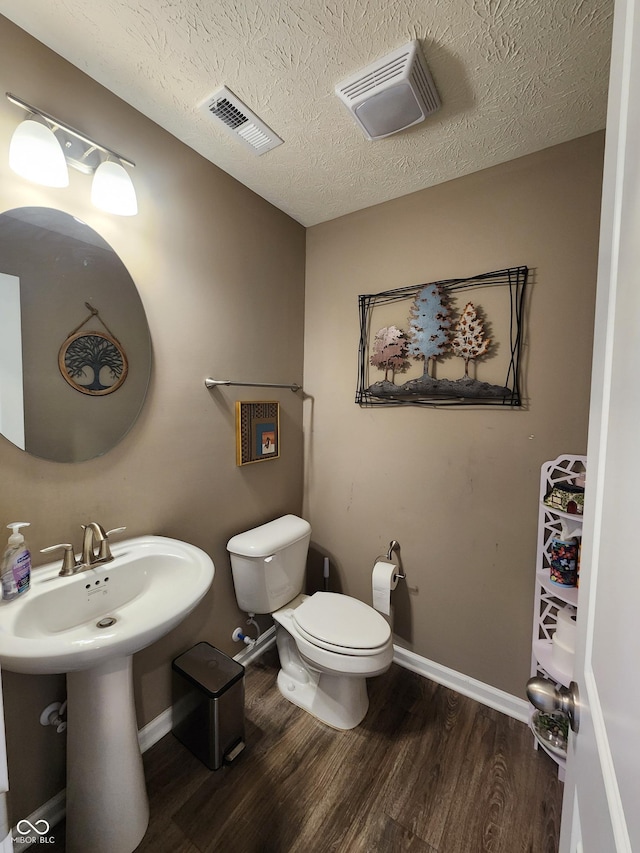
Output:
335,40,441,140
200,87,283,155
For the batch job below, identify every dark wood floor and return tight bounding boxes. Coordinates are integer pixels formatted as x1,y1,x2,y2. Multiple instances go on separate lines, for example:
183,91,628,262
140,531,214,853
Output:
49,648,563,852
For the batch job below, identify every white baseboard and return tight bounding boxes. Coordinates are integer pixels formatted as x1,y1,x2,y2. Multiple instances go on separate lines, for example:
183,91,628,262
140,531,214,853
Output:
137,704,173,755
392,644,529,723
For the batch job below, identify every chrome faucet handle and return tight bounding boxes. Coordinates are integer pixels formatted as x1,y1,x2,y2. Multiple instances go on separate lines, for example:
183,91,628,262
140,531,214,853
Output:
98,526,126,562
41,543,80,577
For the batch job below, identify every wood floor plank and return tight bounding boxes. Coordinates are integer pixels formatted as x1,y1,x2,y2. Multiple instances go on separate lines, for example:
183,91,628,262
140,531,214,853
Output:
373,682,484,849
437,707,511,852
283,667,446,852
134,817,201,853
176,664,437,852
172,694,339,850
437,706,563,853
340,811,439,853
487,712,561,853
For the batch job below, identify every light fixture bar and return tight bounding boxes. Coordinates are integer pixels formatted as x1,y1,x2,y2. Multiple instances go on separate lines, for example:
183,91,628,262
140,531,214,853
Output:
6,92,135,169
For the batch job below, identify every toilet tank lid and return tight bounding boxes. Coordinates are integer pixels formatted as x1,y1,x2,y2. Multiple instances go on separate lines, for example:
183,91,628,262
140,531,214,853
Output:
226,514,311,557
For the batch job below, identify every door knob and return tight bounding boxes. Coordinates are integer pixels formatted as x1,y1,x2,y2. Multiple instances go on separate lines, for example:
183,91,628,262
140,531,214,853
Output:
526,677,580,733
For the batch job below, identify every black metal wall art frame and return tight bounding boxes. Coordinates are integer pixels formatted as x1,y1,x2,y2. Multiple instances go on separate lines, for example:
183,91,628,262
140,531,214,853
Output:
356,266,528,407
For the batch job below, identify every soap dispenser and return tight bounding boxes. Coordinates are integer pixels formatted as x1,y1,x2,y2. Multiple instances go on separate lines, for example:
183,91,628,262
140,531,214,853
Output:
1,522,31,601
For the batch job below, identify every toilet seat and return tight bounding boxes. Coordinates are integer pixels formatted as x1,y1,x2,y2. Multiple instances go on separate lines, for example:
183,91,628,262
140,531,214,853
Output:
292,592,391,656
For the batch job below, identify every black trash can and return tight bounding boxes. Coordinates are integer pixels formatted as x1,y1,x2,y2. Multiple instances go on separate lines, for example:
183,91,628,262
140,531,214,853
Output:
172,642,245,770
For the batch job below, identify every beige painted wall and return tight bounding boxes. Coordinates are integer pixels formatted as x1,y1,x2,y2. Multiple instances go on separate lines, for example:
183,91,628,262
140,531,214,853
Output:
303,132,603,699
0,17,305,821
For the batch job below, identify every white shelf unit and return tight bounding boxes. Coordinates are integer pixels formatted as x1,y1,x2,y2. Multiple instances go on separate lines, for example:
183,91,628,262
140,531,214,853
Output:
530,454,586,779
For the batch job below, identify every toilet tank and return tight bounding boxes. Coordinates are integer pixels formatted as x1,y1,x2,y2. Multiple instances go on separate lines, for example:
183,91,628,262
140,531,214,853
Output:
227,515,312,613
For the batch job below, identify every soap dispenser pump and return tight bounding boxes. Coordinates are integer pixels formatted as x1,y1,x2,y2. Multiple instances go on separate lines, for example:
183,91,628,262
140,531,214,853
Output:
1,522,31,601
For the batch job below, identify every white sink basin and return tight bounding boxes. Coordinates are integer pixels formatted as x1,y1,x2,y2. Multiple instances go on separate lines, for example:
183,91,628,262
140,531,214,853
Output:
0,534,214,675
0,533,214,853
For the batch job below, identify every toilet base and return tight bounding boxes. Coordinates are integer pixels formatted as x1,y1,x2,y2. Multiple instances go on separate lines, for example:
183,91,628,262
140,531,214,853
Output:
276,667,369,730
275,625,370,729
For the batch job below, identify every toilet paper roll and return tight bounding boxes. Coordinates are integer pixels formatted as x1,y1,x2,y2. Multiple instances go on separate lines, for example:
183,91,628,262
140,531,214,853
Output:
555,606,577,650
372,560,398,616
551,635,575,678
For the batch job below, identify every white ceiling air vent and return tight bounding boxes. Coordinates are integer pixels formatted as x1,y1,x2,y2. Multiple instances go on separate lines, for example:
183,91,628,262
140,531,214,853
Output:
200,87,283,155
335,40,441,141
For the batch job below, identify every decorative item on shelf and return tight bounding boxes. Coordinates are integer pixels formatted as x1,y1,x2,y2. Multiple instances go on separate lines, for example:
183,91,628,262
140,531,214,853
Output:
549,538,580,587
356,266,527,407
235,401,280,466
549,520,581,587
58,302,128,396
577,539,582,587
544,481,585,515
531,710,569,757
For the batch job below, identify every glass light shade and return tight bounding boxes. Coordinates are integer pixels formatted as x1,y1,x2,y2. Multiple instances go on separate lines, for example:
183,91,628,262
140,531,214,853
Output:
9,119,69,187
91,160,138,216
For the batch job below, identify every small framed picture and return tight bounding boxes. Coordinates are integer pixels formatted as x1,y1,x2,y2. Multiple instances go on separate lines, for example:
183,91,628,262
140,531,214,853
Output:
236,401,280,465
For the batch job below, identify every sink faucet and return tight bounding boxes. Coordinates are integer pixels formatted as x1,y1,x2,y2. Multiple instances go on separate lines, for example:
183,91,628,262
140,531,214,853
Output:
82,523,127,566
41,524,127,576
82,522,109,566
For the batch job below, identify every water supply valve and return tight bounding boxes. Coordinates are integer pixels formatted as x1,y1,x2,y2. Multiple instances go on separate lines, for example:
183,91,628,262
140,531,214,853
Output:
232,627,255,646
40,701,67,733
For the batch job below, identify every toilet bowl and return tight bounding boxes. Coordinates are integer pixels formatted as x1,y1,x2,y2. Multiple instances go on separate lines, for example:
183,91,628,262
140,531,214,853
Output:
273,592,394,729
226,515,393,730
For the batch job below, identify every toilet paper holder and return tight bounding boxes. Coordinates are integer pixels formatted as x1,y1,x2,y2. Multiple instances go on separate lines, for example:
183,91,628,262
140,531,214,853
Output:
386,540,405,582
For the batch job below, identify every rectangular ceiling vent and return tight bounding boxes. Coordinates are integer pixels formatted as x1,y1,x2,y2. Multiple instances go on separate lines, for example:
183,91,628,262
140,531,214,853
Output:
335,40,441,141
200,87,283,155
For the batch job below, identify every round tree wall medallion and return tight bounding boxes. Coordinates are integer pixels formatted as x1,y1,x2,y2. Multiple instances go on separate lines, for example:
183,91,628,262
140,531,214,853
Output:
59,330,128,395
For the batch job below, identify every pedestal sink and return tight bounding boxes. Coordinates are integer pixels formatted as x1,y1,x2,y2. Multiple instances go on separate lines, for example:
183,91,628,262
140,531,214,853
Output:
0,534,215,853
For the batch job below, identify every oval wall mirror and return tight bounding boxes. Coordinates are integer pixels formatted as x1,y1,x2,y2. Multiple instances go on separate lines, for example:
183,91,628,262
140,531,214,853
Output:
0,207,152,463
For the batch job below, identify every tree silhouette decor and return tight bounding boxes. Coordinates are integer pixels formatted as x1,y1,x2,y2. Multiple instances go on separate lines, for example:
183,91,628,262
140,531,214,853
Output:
407,284,452,377
370,325,409,382
59,331,128,396
356,266,528,407
451,302,491,377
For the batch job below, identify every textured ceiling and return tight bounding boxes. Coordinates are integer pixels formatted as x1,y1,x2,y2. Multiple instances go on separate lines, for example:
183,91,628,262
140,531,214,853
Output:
1,0,613,226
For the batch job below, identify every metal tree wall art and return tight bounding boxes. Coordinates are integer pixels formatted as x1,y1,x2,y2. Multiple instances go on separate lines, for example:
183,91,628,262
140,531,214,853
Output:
59,302,128,395
357,266,527,407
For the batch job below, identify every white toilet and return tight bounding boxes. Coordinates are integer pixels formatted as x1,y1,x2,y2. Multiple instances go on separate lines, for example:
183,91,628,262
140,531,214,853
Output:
227,514,394,730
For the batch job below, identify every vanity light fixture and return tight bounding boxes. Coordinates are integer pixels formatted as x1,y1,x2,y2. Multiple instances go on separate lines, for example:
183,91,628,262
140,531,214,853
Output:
6,92,138,216
9,116,69,187
91,160,138,216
